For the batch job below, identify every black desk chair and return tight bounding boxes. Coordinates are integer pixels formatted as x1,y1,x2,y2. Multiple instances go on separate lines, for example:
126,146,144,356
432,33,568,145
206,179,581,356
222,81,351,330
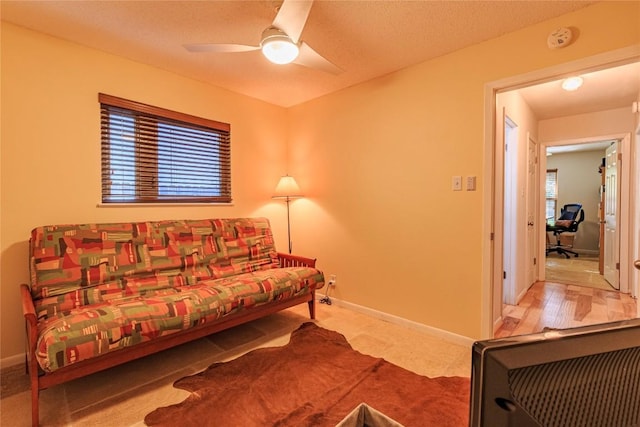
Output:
546,203,584,258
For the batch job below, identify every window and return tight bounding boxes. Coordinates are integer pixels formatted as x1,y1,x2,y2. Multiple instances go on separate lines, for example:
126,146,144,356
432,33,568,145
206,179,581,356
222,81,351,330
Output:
99,93,231,203
545,169,558,220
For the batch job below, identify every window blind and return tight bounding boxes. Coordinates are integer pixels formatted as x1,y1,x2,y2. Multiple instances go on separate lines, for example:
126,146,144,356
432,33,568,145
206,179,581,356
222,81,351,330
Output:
100,94,231,203
545,169,558,199
546,169,558,219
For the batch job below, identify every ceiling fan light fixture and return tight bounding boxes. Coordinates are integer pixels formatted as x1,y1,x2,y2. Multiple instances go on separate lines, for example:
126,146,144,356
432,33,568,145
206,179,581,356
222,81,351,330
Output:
561,76,583,91
261,27,299,64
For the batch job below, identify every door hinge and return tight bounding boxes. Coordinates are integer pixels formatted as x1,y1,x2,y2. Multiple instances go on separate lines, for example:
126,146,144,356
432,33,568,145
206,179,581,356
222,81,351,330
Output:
618,153,622,161
503,271,507,279
533,257,537,266
490,232,495,241
616,262,620,270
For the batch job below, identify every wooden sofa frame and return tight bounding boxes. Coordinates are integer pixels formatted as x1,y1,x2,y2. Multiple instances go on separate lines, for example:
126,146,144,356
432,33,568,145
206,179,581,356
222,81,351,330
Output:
21,252,318,427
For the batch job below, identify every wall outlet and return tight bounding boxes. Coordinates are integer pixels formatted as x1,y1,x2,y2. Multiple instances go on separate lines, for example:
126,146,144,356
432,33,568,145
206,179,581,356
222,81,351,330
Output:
328,274,337,286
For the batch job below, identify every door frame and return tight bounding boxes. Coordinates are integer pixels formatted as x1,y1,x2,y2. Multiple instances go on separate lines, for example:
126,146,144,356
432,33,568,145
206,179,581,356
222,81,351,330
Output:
526,133,539,290
481,46,640,339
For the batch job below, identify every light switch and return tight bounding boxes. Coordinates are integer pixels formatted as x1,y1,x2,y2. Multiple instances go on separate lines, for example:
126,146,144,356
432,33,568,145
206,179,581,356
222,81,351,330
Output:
452,176,462,191
466,176,476,191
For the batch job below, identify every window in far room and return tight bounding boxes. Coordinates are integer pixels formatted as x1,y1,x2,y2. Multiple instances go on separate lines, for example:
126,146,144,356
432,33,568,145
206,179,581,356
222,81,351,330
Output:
545,168,558,221
99,93,231,204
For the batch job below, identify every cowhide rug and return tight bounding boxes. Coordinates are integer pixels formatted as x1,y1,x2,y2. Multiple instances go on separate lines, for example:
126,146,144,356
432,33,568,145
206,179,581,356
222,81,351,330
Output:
145,322,470,426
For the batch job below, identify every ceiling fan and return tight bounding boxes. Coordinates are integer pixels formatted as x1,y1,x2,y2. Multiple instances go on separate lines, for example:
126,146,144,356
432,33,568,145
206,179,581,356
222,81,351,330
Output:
184,0,343,75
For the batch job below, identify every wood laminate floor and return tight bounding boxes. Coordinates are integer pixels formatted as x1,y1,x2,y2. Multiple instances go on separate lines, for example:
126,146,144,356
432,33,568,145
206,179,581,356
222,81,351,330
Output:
495,281,637,338
545,254,615,291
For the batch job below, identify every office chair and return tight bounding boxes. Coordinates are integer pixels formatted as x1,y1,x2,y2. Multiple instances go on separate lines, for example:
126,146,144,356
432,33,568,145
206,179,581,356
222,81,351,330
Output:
546,203,584,258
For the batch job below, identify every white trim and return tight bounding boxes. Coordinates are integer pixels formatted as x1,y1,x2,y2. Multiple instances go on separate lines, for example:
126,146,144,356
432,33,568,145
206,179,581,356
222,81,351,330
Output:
482,46,640,339
634,121,640,307
1,353,24,369
328,297,476,348
482,81,497,340
493,316,504,336
575,249,600,257
620,134,632,294
515,286,529,305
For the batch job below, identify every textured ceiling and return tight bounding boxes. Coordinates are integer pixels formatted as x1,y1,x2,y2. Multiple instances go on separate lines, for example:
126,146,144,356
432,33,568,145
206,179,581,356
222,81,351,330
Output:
517,61,640,120
1,0,601,107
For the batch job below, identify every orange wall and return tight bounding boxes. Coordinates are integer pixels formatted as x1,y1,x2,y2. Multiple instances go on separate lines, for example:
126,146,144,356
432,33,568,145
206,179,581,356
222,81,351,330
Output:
286,2,640,339
0,22,288,360
2,2,639,361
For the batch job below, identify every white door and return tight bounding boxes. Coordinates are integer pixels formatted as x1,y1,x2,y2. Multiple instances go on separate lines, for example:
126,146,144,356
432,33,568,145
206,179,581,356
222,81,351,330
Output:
526,136,538,287
503,116,518,305
604,141,620,289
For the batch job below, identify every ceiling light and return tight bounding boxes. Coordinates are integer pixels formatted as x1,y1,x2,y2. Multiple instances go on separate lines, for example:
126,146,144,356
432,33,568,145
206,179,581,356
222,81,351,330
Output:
561,76,583,91
261,27,299,65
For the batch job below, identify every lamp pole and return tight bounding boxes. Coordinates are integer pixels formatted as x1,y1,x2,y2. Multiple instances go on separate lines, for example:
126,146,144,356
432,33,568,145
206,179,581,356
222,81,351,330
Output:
286,195,292,254
272,175,301,255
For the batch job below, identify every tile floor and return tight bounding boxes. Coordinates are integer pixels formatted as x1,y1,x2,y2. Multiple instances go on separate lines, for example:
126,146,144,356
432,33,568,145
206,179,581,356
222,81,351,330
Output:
0,303,471,427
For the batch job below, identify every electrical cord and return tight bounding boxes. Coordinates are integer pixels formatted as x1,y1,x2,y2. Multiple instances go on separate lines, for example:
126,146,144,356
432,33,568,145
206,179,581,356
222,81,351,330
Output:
319,280,335,305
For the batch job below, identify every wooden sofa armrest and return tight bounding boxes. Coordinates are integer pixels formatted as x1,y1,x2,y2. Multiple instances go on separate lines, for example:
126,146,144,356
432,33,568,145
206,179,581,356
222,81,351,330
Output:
21,284,40,381
21,284,37,328
277,252,317,268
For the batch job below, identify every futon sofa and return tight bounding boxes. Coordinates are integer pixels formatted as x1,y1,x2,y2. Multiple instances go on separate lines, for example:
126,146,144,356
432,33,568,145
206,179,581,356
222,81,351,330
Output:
20,217,324,427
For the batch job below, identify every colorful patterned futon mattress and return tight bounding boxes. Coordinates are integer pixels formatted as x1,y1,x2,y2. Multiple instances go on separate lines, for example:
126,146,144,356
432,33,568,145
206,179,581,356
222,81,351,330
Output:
35,266,322,372
28,218,324,372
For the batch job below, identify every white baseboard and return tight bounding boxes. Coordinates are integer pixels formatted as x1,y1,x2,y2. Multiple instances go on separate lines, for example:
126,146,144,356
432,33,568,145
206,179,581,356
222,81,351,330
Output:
493,316,504,335
1,353,24,369
327,297,475,348
575,249,599,257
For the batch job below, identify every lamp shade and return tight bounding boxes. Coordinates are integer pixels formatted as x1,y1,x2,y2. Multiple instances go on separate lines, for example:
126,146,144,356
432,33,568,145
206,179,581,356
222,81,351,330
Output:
272,175,302,199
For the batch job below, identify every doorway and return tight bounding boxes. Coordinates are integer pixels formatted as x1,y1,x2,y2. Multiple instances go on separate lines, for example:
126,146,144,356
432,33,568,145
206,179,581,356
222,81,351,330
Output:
483,49,640,339
543,140,619,292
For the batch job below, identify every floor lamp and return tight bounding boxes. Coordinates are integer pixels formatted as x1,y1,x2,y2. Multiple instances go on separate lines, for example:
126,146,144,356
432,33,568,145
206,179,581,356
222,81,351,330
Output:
272,175,302,254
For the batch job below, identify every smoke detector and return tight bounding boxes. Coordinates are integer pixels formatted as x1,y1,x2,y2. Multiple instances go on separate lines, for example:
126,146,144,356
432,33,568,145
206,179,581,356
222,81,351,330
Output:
547,27,573,49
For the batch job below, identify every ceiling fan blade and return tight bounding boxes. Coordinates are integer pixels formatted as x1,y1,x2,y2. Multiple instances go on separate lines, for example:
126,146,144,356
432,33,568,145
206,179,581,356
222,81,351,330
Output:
184,43,259,53
294,42,343,75
272,0,313,44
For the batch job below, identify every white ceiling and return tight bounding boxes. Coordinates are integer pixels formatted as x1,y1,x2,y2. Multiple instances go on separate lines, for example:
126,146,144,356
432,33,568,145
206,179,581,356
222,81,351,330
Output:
2,0,608,108
2,0,638,120
546,140,613,155
517,61,640,121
